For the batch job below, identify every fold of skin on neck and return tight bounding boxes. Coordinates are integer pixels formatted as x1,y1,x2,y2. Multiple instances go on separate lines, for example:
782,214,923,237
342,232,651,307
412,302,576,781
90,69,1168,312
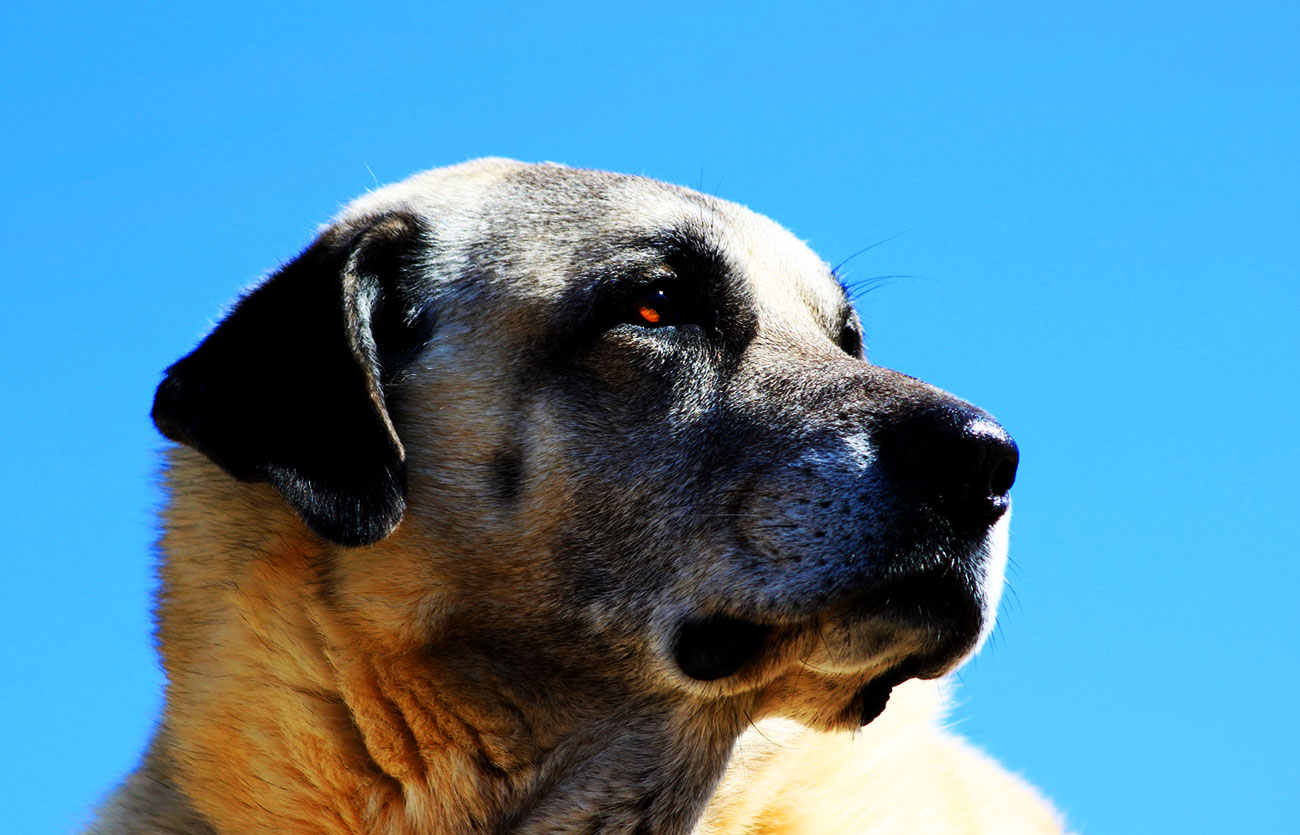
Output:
152,453,747,835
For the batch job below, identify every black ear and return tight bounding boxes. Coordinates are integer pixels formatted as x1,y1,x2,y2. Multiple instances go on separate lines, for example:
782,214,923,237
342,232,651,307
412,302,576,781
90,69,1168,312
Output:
152,213,432,546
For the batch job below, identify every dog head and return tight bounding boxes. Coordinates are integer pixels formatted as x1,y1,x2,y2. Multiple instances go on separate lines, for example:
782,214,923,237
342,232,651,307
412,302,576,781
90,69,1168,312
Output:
152,158,1017,827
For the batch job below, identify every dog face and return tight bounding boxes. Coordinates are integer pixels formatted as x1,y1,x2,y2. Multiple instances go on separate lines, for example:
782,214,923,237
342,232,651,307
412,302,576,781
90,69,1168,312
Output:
151,158,1017,829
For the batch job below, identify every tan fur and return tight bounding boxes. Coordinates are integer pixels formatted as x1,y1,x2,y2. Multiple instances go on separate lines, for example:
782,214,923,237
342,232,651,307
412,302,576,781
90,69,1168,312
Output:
92,159,1064,833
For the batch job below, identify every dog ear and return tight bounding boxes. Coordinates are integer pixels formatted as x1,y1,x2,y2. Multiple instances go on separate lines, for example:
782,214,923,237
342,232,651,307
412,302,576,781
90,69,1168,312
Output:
152,212,432,547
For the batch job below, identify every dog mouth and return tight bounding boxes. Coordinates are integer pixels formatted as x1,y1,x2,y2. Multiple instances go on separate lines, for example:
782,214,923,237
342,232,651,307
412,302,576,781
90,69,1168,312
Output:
671,567,985,727
672,612,948,728
849,663,919,725
673,614,931,727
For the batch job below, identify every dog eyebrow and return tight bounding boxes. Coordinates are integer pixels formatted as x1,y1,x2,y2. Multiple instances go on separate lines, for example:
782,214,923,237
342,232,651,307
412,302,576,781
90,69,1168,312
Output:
647,226,863,361
639,223,730,278
547,222,758,361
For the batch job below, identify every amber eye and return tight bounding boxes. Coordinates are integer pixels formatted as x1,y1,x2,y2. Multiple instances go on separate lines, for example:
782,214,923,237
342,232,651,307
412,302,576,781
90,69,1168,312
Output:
630,287,678,327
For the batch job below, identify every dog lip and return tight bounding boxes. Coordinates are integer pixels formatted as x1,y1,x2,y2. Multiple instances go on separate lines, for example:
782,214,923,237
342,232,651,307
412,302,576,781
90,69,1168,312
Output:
851,663,918,726
673,614,771,681
854,679,893,726
847,568,984,640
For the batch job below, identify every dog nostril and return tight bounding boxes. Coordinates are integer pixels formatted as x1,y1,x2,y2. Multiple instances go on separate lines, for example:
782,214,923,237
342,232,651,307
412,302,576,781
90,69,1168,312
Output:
879,406,1019,526
988,451,1018,498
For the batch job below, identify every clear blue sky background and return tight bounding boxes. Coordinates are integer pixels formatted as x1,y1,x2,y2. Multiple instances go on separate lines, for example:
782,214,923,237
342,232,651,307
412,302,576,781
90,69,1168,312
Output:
3,2,1296,832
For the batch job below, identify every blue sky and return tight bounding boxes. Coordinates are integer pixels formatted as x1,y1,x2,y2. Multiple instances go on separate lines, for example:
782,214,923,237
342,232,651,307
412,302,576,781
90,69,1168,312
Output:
2,2,1297,832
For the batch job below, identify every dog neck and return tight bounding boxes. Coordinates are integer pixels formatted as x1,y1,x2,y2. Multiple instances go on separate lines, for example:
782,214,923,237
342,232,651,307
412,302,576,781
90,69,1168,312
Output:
147,454,742,834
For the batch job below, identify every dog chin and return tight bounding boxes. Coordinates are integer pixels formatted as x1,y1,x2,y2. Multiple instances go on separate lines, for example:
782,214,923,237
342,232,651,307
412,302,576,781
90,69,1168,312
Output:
825,508,1012,674
671,511,1010,724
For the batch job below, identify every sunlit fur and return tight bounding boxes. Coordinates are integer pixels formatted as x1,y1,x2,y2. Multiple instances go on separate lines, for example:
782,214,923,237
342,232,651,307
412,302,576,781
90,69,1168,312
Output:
91,160,1063,834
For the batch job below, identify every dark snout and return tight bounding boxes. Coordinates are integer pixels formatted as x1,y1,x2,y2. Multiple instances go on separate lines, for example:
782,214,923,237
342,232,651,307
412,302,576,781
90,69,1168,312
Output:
875,403,1019,530
668,368,1020,694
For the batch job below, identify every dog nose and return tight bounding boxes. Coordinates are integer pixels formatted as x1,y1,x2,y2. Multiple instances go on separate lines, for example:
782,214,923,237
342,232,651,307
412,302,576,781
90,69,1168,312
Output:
878,405,1019,526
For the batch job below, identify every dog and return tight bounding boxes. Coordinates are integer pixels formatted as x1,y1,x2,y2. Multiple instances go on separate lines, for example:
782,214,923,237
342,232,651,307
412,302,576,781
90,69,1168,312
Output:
91,159,1062,833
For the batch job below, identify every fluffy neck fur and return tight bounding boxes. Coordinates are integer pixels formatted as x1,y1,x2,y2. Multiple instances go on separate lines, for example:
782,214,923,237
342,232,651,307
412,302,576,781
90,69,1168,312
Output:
132,451,740,834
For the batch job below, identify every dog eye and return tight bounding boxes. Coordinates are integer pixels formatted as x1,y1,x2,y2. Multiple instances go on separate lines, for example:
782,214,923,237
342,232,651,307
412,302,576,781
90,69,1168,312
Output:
838,319,863,357
628,287,684,328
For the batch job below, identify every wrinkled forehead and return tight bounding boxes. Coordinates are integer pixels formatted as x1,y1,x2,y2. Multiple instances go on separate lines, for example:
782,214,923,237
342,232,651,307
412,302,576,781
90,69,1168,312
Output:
339,159,849,334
